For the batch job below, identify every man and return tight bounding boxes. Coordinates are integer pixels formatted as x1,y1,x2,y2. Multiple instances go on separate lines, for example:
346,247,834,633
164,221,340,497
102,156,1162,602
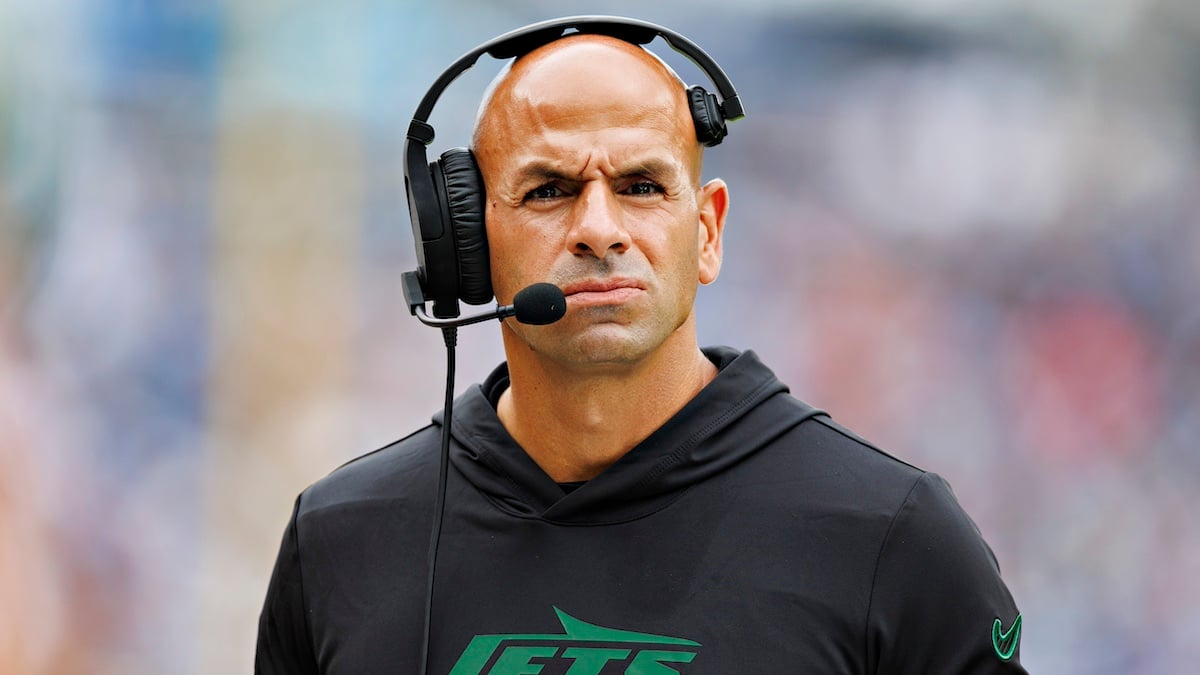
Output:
257,24,1027,675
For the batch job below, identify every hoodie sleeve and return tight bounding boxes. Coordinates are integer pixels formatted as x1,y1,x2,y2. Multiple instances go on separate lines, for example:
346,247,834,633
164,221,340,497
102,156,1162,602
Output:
256,495,320,675
866,472,1028,674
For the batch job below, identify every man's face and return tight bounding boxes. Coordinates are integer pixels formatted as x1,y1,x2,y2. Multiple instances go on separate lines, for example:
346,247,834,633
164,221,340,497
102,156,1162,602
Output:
473,37,727,371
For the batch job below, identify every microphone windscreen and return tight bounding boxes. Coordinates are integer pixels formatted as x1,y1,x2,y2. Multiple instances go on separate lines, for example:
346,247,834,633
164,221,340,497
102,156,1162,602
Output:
512,283,567,325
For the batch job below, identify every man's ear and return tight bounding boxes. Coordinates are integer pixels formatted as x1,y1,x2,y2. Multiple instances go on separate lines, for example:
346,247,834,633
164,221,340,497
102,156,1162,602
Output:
697,178,728,285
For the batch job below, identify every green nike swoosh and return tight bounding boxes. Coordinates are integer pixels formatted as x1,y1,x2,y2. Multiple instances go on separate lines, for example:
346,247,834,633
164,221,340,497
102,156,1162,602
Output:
991,613,1022,661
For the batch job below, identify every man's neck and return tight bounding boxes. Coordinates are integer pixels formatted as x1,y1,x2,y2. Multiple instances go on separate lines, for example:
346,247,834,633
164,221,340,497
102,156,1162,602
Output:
496,329,717,483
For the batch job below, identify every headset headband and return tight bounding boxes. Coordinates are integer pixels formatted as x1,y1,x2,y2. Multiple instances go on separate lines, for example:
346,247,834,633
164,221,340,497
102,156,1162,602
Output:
405,15,744,146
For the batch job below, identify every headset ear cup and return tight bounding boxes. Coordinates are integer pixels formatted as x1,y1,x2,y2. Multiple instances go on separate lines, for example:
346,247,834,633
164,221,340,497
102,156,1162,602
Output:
688,85,727,147
437,148,492,305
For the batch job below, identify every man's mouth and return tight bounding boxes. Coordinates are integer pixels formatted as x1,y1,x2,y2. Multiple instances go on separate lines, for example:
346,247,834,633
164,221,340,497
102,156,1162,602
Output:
560,278,645,307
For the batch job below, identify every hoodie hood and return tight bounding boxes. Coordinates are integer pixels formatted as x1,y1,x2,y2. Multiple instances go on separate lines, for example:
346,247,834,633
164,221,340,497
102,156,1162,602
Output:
440,347,824,525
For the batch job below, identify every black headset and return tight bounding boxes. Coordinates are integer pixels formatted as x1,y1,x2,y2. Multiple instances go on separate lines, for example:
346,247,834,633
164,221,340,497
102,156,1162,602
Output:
402,15,745,319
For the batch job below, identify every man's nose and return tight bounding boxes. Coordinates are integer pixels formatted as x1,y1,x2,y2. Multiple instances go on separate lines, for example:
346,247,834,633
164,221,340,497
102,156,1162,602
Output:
567,183,631,257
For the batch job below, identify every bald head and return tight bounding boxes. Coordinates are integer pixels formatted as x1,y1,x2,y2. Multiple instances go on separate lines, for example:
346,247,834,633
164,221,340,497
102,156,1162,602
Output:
472,35,703,184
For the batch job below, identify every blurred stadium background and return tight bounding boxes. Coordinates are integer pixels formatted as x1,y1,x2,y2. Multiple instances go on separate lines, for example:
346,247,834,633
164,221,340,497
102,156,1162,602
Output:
2,1,1198,673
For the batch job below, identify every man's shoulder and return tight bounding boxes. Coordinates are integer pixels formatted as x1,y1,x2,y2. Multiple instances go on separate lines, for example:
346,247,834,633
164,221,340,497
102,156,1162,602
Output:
806,409,924,476
762,397,933,510
782,403,990,555
296,423,442,516
709,348,929,499
787,396,916,470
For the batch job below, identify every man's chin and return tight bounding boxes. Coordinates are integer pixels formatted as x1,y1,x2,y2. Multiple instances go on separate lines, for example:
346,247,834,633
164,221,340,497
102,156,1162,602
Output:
540,326,656,371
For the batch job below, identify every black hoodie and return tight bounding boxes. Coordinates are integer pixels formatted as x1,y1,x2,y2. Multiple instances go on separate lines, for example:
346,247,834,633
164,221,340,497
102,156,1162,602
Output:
257,347,1026,674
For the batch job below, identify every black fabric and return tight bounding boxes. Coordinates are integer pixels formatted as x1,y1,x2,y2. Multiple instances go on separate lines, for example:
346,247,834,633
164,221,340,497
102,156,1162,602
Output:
438,148,491,305
257,347,1026,674
556,480,587,495
255,496,319,675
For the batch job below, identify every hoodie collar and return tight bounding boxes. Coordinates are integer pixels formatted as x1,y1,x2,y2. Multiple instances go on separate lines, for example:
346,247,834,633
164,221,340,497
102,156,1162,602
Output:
441,347,820,525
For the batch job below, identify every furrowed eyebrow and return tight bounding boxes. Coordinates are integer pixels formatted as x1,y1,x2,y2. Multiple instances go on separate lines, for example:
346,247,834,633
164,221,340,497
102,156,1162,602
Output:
513,162,576,185
508,157,682,189
617,158,676,180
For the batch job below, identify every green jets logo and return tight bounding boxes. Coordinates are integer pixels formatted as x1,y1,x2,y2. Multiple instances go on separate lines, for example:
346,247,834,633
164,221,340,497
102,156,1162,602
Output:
449,607,701,674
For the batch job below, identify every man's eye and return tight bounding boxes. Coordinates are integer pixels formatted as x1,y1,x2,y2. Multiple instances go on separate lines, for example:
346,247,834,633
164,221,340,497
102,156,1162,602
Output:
625,181,663,196
524,184,562,201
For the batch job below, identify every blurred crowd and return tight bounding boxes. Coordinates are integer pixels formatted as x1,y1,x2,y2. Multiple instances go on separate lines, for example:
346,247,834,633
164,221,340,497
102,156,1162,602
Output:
2,1,1197,673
